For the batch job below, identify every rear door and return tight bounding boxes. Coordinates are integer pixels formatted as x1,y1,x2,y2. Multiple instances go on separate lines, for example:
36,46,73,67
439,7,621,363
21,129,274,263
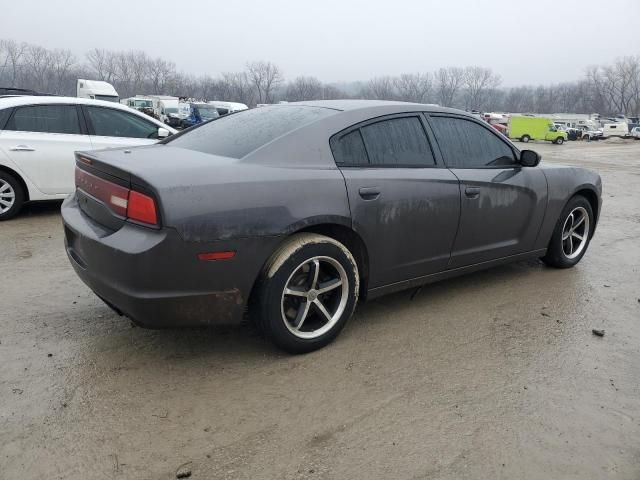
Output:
427,114,547,268
0,104,91,194
334,114,461,288
82,105,161,150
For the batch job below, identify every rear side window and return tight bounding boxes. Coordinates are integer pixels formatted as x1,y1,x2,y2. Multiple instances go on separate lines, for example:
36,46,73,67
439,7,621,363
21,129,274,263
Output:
168,106,335,159
330,130,368,165
360,117,435,166
430,116,515,168
0,108,11,129
5,105,81,134
85,107,159,139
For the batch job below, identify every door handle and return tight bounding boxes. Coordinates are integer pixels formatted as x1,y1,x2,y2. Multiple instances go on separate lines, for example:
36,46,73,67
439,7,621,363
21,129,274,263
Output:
9,145,35,152
465,186,481,198
358,187,380,200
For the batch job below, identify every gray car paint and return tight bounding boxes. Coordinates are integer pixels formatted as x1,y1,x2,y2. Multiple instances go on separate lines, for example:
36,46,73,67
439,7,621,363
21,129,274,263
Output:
62,100,602,328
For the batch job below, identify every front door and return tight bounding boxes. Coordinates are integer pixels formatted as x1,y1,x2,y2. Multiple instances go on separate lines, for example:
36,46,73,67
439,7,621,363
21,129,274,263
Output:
332,114,461,288
427,114,548,268
0,104,91,194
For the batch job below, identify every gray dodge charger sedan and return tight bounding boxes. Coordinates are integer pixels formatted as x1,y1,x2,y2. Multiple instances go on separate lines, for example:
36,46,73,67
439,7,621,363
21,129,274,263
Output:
62,100,602,353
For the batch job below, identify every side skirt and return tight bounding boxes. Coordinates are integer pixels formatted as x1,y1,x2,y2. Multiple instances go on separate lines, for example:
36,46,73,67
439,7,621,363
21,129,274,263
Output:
366,248,547,300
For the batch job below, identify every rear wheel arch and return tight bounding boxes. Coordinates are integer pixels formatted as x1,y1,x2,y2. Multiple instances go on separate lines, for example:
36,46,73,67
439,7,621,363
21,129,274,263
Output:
247,223,369,320
296,223,370,300
0,164,29,202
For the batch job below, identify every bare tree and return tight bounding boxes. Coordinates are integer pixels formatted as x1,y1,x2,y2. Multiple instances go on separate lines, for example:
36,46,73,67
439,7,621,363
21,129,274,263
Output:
361,76,395,100
435,67,464,107
50,49,77,95
3,36,638,115
247,61,283,104
321,84,349,100
220,72,256,106
147,57,175,94
0,39,28,86
86,48,119,84
462,66,501,110
285,76,323,101
394,73,432,103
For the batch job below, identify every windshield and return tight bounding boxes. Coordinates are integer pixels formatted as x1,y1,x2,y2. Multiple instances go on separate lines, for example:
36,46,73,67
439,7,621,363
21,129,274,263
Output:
164,107,178,114
195,106,220,119
94,95,119,103
133,100,153,108
168,105,336,159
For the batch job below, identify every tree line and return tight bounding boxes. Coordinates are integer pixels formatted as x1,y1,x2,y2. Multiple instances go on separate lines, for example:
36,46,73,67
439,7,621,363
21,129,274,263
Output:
1,39,639,115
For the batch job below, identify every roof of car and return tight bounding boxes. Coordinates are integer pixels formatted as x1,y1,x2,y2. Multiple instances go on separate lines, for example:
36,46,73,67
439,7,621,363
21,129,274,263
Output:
279,99,466,116
0,95,178,133
0,95,131,110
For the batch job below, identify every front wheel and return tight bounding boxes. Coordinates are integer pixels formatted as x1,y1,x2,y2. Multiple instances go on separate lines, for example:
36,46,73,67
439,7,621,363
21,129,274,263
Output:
554,137,564,145
256,233,359,353
542,195,594,268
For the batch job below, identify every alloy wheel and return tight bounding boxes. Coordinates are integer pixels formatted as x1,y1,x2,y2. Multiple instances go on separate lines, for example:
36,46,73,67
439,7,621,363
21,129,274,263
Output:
281,256,349,339
0,179,15,214
561,206,590,259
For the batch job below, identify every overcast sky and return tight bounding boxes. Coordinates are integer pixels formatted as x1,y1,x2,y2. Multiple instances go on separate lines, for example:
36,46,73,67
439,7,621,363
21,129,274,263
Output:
3,0,639,86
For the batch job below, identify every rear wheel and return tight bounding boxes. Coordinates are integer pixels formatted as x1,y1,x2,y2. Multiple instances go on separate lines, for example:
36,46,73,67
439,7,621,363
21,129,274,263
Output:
521,134,531,143
256,233,359,353
0,172,25,221
542,195,594,268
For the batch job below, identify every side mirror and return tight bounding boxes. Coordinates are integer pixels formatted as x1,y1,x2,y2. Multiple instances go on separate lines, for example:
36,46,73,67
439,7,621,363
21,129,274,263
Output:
520,149,541,167
157,127,170,138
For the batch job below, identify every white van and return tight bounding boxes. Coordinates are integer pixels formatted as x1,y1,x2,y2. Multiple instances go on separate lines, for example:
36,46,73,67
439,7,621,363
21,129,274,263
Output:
158,99,181,126
601,122,629,138
77,79,119,103
207,101,248,116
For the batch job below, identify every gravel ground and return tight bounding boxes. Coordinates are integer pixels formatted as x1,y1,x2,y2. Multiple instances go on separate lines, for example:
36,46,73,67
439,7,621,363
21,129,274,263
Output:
1,139,639,479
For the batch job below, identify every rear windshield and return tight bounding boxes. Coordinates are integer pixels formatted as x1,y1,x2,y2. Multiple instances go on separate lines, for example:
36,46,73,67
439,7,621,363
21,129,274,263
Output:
167,105,336,159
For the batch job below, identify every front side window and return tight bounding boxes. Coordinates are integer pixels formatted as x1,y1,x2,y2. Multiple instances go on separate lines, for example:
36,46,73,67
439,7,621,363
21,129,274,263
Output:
360,117,435,166
430,116,516,168
85,107,159,139
5,105,81,134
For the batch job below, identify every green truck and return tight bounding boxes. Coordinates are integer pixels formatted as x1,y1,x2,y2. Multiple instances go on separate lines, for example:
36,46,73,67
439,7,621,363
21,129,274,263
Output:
508,116,568,144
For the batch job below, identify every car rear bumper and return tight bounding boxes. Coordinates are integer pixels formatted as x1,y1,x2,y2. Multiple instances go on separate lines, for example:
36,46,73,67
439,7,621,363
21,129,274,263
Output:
62,193,278,328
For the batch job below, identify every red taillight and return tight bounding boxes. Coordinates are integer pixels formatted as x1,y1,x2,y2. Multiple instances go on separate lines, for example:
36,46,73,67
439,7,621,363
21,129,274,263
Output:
75,166,158,226
75,167,129,217
127,190,158,226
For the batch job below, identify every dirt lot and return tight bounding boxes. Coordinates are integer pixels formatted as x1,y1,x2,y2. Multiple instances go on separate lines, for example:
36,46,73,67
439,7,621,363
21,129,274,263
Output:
1,139,639,479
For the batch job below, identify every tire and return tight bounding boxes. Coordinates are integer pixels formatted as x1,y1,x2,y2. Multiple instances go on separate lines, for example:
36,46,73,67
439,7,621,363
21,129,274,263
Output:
542,195,594,268
521,135,531,143
256,233,359,353
554,137,564,145
0,171,25,221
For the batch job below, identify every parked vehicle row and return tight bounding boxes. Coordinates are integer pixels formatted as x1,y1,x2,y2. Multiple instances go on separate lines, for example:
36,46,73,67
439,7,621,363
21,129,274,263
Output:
0,96,177,219
61,100,602,353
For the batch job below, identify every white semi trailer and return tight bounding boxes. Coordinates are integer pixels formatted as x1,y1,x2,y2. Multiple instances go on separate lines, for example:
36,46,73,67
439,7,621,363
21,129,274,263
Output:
77,79,119,103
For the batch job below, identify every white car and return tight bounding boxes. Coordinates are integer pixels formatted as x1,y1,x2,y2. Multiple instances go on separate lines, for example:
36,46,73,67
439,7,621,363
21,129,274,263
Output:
0,96,177,219
630,126,640,139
